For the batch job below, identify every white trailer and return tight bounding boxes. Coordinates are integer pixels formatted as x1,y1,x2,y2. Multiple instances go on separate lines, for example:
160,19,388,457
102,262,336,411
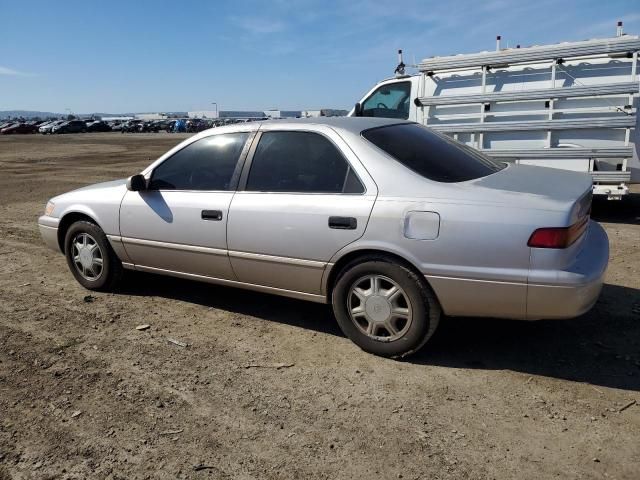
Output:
351,29,639,200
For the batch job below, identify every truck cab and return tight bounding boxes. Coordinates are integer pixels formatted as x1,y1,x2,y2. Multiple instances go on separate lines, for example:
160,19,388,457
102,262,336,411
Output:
355,77,418,121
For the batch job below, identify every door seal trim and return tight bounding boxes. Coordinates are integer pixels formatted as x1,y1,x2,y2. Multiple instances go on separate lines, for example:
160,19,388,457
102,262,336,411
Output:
228,249,328,269
111,235,330,269
116,235,227,257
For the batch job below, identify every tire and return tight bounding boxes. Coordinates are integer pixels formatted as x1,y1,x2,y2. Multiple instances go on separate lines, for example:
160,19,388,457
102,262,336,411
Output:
64,220,123,291
332,257,440,358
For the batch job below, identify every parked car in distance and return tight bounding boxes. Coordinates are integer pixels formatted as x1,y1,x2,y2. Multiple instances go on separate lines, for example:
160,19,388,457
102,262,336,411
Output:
39,120,66,134
0,122,17,132
108,121,124,132
150,120,171,132
138,121,160,133
52,120,87,134
1,122,39,134
86,121,112,132
37,120,55,131
38,118,609,358
121,120,143,133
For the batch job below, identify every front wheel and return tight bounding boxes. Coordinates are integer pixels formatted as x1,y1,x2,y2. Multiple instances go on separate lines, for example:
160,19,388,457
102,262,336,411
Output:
64,221,123,291
332,258,440,358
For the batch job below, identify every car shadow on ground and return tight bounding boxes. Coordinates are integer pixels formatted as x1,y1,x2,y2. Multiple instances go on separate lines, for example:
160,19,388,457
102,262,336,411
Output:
120,272,343,337
591,192,640,225
414,282,640,392
120,274,640,392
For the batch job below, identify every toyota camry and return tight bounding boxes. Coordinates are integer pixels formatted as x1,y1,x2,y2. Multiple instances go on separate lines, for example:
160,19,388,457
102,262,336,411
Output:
38,118,609,357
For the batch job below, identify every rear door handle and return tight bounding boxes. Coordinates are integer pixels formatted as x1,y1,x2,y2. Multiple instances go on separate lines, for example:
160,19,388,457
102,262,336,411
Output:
201,210,223,221
328,216,357,230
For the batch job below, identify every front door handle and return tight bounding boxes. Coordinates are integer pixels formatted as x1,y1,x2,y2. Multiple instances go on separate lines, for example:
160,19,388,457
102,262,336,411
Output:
328,216,357,230
201,210,223,221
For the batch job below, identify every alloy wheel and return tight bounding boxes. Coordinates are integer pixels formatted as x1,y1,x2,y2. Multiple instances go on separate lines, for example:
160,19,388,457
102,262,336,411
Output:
71,232,104,281
347,274,413,341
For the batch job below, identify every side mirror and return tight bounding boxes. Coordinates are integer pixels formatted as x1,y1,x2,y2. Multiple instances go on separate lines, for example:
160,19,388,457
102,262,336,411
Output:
126,174,147,191
353,102,363,117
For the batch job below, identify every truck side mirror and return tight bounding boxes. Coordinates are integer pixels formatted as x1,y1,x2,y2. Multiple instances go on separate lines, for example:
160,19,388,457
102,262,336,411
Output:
353,102,363,117
126,174,147,192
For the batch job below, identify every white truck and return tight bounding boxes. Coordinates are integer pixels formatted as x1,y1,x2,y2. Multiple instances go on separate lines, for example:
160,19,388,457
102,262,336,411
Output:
351,27,639,200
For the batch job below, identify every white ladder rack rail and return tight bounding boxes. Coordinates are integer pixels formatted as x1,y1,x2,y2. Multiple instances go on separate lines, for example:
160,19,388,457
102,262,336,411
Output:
429,116,637,134
418,36,640,73
591,171,633,183
484,146,634,159
417,82,639,107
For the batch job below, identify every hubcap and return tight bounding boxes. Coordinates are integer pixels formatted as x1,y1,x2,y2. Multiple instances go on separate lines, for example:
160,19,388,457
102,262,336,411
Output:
71,233,104,281
347,275,412,341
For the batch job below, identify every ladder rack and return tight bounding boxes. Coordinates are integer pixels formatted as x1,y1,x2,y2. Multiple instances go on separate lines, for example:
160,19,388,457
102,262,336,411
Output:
417,35,639,188
419,36,640,73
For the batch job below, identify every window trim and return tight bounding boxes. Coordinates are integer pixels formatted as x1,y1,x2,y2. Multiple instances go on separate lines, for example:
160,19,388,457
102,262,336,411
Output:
361,80,412,120
237,130,367,195
147,131,256,193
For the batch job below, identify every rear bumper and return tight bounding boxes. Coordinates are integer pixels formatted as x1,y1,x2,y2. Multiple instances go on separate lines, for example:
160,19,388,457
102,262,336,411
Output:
526,221,608,320
38,215,61,253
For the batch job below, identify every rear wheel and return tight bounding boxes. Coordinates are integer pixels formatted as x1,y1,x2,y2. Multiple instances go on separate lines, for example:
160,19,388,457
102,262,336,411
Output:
332,258,440,358
64,221,123,291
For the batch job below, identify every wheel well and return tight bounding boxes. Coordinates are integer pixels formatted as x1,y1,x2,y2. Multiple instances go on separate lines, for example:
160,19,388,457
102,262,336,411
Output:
57,213,98,251
326,249,429,301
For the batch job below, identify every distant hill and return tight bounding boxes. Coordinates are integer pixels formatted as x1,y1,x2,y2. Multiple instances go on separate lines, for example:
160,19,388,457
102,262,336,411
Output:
0,110,62,119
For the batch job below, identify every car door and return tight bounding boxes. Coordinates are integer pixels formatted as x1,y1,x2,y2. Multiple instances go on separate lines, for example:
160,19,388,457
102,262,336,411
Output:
227,125,377,296
119,131,252,279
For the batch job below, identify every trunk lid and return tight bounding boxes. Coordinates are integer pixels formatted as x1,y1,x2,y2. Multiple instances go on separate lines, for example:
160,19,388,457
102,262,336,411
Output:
472,163,592,222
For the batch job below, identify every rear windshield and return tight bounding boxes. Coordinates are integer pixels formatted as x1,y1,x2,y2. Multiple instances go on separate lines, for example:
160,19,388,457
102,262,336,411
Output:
362,123,505,182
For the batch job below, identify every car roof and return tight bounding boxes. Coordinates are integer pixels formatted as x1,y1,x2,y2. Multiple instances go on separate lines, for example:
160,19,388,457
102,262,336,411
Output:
258,116,408,134
191,117,412,140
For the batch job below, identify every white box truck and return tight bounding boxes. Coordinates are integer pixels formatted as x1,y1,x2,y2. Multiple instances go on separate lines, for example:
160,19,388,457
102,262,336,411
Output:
351,28,639,200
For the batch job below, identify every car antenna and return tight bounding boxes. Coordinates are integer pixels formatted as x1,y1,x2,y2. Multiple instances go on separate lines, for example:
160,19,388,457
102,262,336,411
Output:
394,49,406,76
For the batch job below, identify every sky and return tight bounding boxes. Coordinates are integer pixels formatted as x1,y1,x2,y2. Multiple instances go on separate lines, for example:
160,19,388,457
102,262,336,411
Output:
1,0,639,113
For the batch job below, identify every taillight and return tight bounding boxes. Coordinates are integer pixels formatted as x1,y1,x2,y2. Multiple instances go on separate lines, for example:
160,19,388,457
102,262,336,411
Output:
528,217,589,249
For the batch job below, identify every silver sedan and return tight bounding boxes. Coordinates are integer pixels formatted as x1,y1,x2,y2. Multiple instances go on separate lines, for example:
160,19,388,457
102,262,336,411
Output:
38,118,609,357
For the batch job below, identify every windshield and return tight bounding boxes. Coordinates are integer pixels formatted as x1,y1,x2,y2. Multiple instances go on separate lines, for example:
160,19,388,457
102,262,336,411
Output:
362,123,505,183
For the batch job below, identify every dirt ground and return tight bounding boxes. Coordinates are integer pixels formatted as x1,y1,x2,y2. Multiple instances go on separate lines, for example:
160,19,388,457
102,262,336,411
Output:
0,132,638,480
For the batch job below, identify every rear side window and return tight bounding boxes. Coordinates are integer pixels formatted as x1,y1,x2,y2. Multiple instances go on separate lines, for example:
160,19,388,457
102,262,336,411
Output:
246,131,364,193
361,82,411,120
362,123,504,182
150,133,248,190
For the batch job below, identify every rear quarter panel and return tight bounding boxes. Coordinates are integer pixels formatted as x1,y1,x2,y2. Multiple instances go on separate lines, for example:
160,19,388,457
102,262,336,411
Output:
329,196,566,319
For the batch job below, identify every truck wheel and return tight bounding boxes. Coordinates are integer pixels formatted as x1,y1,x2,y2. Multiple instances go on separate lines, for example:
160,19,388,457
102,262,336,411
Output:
332,258,440,358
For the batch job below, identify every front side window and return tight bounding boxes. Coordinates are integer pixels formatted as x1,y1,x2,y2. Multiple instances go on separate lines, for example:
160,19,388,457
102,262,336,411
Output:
149,133,249,190
361,82,411,120
362,123,505,183
246,131,364,193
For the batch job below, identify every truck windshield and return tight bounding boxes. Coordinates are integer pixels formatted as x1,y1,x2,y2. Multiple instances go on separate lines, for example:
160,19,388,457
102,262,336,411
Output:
362,123,505,182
